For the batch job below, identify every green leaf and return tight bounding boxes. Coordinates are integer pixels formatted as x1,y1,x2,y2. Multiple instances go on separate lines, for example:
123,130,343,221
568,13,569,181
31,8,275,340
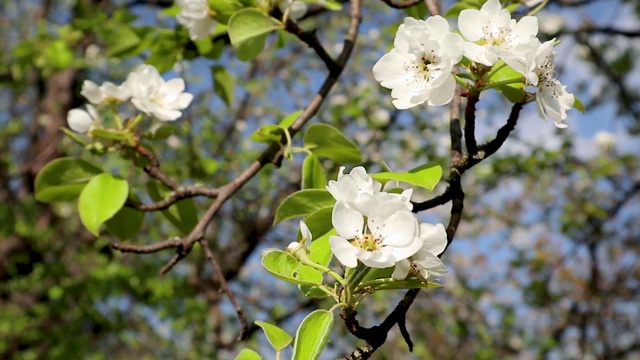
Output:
573,95,586,113
357,278,443,292
302,206,333,241
278,110,302,128
212,65,235,106
104,25,140,57
302,154,327,189
105,194,144,240
292,310,334,360
497,84,526,103
371,164,442,191
304,124,362,164
146,182,198,235
234,348,262,360
251,124,283,143
35,157,103,202
308,230,334,267
274,189,335,224
261,249,321,285
78,173,129,236
228,9,282,61
91,129,132,141
255,321,293,351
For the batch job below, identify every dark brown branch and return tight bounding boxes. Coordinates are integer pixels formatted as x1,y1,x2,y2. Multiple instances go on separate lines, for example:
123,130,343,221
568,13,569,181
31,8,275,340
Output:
411,189,452,212
283,14,340,73
200,238,248,341
128,185,220,211
111,237,183,253
464,92,479,156
133,142,179,190
379,0,421,9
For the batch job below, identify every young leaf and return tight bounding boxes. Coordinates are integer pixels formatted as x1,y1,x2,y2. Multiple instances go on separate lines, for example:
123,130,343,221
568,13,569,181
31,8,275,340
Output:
234,348,262,360
228,9,282,61
278,110,303,128
274,189,335,224
78,173,129,236
573,95,586,113
356,278,443,292
146,182,198,235
292,310,334,360
302,154,327,189
302,206,333,240
250,124,283,143
303,124,362,164
308,229,334,267
255,321,293,351
212,65,235,107
371,164,442,191
35,157,103,202
261,249,322,286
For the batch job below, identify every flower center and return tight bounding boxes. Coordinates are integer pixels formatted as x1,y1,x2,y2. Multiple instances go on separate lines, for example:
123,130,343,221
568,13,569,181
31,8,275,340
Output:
351,231,381,252
404,50,439,90
481,22,513,48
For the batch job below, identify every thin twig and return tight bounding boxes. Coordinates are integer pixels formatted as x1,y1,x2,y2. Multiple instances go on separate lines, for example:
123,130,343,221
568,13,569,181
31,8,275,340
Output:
424,0,440,15
133,142,179,190
200,238,249,341
127,185,220,212
111,237,183,253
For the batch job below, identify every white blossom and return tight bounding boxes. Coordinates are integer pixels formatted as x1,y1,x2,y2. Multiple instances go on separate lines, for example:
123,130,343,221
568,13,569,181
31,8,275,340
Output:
372,16,464,109
176,0,216,40
458,0,538,66
326,166,382,214
80,80,130,104
124,64,194,121
594,131,616,152
329,200,423,268
392,223,448,280
67,105,100,133
279,0,308,21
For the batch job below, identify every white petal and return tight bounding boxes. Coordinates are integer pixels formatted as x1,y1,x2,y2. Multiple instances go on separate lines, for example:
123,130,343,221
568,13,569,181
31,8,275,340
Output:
329,236,359,268
392,259,411,280
374,210,417,247
67,108,94,133
427,74,456,106
299,221,312,241
419,223,447,255
515,16,539,39
332,201,363,239
458,9,484,41
81,80,104,104
389,235,423,261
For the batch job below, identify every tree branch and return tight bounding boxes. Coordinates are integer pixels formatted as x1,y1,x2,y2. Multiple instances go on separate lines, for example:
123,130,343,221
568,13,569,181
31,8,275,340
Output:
379,0,422,9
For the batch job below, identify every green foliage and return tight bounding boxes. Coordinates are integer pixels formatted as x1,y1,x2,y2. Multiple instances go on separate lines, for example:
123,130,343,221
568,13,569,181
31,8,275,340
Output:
303,124,363,164
78,173,129,236
371,164,443,191
292,310,334,360
261,249,322,286
228,9,283,61
235,348,262,360
34,158,103,202
212,65,236,106
274,189,335,224
301,154,327,189
255,321,293,351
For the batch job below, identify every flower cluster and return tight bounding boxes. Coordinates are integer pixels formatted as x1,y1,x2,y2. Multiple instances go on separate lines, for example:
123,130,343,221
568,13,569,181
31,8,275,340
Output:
326,167,447,280
373,0,574,128
67,64,194,133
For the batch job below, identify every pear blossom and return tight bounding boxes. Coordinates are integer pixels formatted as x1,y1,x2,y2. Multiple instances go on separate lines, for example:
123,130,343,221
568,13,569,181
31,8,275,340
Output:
510,39,573,127
287,221,312,252
80,80,131,105
67,105,100,133
125,65,194,121
458,0,538,66
372,16,464,109
329,198,423,268
326,166,382,213
176,0,216,40
279,0,308,21
392,223,448,280
594,131,616,152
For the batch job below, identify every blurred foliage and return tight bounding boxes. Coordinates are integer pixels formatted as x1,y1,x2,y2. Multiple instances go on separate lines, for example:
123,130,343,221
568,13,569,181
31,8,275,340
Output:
0,0,639,359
